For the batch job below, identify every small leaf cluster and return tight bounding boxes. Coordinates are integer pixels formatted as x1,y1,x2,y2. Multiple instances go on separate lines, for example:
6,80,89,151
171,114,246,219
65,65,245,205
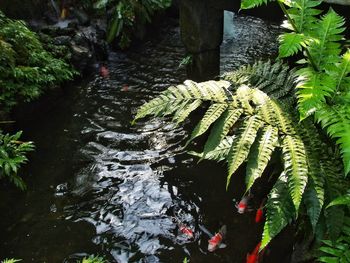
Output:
0,130,34,190
92,0,171,48
240,0,350,176
80,255,106,263
134,61,349,250
0,11,77,112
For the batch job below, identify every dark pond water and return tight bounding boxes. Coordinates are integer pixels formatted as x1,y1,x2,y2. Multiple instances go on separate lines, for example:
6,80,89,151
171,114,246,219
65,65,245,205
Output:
0,14,293,263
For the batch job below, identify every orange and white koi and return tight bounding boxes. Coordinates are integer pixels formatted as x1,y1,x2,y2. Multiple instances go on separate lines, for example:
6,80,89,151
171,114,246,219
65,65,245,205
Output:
173,217,194,239
236,194,253,214
246,242,261,263
208,225,227,252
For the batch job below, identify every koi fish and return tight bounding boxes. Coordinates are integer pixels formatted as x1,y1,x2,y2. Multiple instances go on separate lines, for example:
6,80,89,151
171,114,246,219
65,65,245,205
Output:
99,65,110,78
246,242,261,263
173,217,194,239
255,200,265,223
236,194,253,214
121,84,129,92
179,225,194,239
60,7,68,19
208,225,227,252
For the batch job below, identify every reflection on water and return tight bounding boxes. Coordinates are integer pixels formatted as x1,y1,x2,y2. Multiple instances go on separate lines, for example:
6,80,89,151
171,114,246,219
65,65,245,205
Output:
0,16,291,263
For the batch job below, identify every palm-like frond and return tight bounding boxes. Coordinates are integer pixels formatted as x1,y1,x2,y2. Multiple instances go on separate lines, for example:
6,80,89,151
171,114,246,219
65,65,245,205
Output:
240,0,269,10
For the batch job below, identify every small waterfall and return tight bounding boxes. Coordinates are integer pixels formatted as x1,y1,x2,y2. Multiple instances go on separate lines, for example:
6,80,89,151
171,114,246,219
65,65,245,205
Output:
223,11,236,41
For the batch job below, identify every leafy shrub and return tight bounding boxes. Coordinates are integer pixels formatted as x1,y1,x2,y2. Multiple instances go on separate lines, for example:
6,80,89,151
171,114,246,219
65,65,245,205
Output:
0,130,34,190
93,0,172,48
241,0,350,176
0,11,76,112
134,61,349,250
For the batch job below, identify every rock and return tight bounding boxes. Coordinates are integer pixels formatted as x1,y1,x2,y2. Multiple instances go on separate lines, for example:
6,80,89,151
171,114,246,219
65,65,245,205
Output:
53,35,71,45
70,44,93,72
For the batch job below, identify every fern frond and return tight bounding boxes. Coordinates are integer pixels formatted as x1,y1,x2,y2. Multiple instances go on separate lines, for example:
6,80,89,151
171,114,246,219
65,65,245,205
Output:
316,105,350,175
240,0,269,10
332,50,350,94
296,67,335,120
325,206,345,242
223,61,297,104
189,136,235,161
287,0,322,32
279,33,310,58
245,125,279,192
172,99,202,125
133,80,231,123
226,116,262,189
282,135,308,211
202,108,243,158
327,193,350,208
308,8,345,70
261,172,295,250
186,103,228,146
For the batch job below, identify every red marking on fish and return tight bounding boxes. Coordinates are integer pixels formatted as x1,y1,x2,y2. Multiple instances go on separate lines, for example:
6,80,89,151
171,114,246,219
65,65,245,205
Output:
99,65,109,78
180,225,194,239
236,195,252,214
246,242,261,263
255,208,263,223
121,84,129,91
208,225,227,252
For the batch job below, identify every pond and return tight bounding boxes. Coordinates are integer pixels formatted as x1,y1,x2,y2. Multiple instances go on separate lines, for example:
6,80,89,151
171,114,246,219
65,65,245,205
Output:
0,14,293,263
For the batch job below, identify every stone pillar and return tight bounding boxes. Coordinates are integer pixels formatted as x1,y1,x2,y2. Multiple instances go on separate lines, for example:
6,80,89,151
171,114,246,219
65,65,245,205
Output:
179,0,224,81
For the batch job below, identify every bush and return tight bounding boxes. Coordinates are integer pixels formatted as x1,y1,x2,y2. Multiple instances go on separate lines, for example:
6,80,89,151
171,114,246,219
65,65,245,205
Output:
0,11,77,112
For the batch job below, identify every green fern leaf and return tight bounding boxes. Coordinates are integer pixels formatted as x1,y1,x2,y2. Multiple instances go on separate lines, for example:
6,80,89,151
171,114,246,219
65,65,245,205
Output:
202,108,243,158
189,136,235,161
261,172,295,250
133,80,231,123
327,193,350,208
308,8,345,70
186,103,228,146
296,67,335,120
240,0,269,9
304,180,324,231
282,135,308,211
316,105,350,175
226,116,262,189
172,99,202,125
245,125,278,192
279,33,310,58
332,50,350,94
325,206,345,242
287,0,322,32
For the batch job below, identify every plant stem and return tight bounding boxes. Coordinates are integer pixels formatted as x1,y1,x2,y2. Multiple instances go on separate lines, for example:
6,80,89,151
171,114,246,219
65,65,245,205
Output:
277,0,319,71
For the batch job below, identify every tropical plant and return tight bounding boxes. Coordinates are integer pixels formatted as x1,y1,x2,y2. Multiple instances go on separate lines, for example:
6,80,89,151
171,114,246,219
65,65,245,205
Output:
0,11,77,112
93,0,172,48
80,255,106,263
240,0,350,176
1,259,21,263
0,130,34,190
134,61,349,250
318,216,350,262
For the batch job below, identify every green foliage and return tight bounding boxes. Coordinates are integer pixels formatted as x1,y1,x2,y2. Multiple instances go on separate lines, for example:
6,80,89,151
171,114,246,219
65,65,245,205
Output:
0,131,34,190
80,255,106,263
318,216,350,262
1,260,21,263
134,61,348,250
0,11,76,112
93,0,171,48
241,0,350,177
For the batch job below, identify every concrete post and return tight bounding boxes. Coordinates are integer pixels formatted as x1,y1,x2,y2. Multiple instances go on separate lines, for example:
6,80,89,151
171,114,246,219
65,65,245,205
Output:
179,0,224,81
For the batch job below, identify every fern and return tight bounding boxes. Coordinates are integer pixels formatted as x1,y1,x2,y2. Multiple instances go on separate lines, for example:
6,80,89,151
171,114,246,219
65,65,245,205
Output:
134,61,346,251
226,116,263,189
261,172,296,250
245,126,278,192
279,33,310,58
282,135,308,211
